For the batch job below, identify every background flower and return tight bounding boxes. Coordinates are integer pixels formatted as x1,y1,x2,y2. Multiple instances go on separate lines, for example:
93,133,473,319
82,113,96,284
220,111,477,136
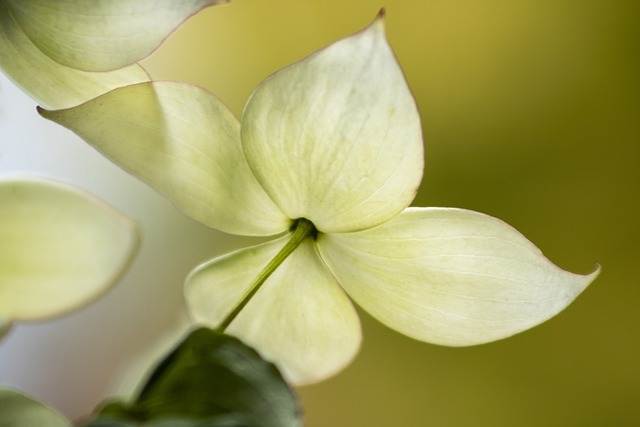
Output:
0,176,138,339
0,0,224,108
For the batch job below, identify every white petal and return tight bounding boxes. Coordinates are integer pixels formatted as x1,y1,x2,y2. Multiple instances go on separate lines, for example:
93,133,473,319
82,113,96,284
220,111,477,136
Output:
5,0,224,71
0,177,138,320
185,237,361,384
39,82,290,236
0,1,148,110
241,14,423,233
318,207,599,346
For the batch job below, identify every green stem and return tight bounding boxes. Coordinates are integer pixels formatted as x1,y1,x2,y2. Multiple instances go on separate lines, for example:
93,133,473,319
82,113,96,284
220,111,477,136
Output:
215,218,316,332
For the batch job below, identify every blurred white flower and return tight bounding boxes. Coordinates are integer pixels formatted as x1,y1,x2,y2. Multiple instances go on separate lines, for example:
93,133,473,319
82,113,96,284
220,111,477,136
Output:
0,177,138,339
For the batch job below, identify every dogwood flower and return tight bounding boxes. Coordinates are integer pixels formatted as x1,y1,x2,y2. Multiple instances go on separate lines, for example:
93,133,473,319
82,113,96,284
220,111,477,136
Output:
40,14,599,384
0,177,138,339
0,0,224,108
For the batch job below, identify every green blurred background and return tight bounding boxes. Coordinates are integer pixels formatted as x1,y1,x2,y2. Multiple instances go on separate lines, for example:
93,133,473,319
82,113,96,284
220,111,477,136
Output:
139,0,639,426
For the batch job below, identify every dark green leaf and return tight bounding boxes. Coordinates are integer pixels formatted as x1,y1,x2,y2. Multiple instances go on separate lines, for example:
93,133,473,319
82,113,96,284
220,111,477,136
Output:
85,328,302,427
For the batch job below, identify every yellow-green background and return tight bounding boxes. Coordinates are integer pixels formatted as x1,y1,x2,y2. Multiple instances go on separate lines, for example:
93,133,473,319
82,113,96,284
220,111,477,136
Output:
140,1,639,426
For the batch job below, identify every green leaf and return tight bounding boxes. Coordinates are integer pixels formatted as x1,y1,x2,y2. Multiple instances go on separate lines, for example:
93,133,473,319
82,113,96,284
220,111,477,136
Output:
86,415,248,427
86,328,302,427
0,177,139,321
4,0,225,72
0,388,71,427
0,1,149,109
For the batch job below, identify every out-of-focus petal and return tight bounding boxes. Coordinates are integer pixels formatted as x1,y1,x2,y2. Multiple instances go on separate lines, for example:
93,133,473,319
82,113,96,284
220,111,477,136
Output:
0,177,138,320
185,237,361,384
318,207,599,346
242,14,423,233
39,82,290,236
5,0,225,71
0,1,148,109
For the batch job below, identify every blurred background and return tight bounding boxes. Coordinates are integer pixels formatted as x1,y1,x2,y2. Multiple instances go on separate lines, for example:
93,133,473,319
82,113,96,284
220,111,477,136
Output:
1,0,639,425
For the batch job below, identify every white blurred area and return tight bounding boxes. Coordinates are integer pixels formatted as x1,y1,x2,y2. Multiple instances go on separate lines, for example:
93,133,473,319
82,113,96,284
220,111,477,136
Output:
0,72,253,421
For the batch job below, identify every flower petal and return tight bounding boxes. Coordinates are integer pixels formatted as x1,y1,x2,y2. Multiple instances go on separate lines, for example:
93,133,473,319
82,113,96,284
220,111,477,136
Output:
5,0,224,72
39,82,290,236
185,237,361,384
241,14,424,233
0,388,71,427
0,177,138,320
0,2,148,110
318,207,599,346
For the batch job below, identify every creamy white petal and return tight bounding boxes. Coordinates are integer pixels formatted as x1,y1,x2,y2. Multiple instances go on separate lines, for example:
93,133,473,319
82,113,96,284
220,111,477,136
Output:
318,207,599,346
0,177,138,320
0,1,148,109
241,14,423,233
185,236,361,384
39,82,290,236
5,0,224,71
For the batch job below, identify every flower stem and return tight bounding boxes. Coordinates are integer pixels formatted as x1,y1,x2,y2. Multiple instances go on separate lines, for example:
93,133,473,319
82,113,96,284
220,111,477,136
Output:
215,218,316,332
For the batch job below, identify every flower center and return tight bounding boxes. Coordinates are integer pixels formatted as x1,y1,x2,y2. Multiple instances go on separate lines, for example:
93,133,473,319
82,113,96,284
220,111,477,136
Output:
216,218,317,332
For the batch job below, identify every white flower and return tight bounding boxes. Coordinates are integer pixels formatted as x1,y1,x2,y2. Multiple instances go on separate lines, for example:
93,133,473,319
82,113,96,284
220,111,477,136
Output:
40,14,599,384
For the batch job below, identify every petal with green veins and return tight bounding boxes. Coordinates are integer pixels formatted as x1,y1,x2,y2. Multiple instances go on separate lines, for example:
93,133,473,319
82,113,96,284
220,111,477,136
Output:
0,1,148,110
39,82,290,236
0,177,138,320
0,388,71,427
4,0,225,72
241,15,424,234
186,237,361,384
318,207,599,346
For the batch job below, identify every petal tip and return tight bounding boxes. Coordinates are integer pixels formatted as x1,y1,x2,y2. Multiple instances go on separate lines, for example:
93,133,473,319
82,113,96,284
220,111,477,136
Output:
584,263,601,283
36,105,49,117
371,8,387,32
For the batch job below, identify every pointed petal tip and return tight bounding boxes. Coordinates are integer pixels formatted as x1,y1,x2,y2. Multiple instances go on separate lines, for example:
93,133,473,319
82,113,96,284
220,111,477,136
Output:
371,8,387,32
583,263,601,284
